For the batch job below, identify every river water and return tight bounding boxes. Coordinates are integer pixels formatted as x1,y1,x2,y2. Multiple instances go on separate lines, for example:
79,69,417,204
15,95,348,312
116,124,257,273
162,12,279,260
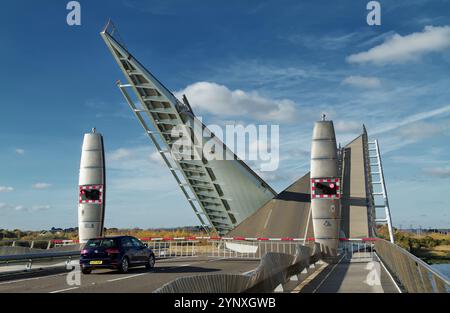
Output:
431,263,450,280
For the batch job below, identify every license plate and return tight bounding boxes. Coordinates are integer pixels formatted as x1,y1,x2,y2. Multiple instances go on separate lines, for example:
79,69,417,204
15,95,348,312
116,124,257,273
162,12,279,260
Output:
90,260,103,265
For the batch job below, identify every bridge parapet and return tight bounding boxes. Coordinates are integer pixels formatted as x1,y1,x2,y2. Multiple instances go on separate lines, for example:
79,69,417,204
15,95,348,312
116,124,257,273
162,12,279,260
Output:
154,244,321,293
375,239,449,293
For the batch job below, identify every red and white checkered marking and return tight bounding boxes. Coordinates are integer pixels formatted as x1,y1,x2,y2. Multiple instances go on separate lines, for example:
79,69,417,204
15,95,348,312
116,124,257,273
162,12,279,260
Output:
310,178,340,199
136,236,379,242
79,185,103,204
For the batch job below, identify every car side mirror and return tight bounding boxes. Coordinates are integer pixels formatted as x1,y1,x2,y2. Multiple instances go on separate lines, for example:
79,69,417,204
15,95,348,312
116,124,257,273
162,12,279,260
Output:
143,243,148,247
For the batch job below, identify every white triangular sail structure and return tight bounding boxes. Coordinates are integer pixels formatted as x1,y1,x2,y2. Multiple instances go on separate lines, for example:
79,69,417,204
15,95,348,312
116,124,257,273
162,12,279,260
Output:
100,21,276,234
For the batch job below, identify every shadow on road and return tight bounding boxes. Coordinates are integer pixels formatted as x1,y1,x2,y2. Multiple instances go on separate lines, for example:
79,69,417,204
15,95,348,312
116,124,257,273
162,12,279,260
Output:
0,267,70,283
91,265,221,275
300,260,350,293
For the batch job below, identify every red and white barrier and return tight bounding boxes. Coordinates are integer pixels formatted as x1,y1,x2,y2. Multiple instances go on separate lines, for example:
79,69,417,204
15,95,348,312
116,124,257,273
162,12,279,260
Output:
53,236,380,244
139,236,380,242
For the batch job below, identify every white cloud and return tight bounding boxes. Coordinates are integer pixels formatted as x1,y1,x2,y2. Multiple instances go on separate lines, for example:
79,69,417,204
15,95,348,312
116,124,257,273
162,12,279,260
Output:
0,186,14,193
0,203,11,210
14,205,26,212
371,118,449,155
109,148,133,161
15,148,25,155
149,152,165,165
347,25,450,64
284,31,370,50
31,205,51,211
341,76,381,88
32,183,52,190
107,146,174,192
255,170,285,183
398,121,447,141
334,120,363,133
5,204,51,212
423,167,450,178
110,148,166,167
372,104,450,136
175,82,298,123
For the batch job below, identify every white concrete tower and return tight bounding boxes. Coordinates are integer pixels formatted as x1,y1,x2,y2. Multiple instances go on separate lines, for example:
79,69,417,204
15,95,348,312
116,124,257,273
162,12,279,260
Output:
310,115,341,258
78,128,106,243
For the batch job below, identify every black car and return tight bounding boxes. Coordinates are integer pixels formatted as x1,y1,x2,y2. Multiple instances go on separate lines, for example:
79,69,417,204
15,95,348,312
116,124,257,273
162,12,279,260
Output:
80,236,155,274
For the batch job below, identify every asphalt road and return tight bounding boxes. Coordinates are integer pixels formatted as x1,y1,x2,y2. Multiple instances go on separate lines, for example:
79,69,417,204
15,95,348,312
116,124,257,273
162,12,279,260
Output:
0,257,259,293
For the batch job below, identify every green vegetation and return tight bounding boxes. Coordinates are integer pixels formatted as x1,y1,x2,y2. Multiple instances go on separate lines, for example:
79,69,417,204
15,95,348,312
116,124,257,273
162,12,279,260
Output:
0,227,209,242
0,228,76,241
377,225,450,264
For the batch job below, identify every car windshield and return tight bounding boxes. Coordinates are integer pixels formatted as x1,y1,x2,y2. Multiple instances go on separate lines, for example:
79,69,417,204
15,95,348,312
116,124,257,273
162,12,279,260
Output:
85,239,117,248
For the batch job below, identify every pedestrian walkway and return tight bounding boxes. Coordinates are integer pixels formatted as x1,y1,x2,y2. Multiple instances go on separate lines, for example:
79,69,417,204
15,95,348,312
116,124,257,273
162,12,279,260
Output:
300,254,400,293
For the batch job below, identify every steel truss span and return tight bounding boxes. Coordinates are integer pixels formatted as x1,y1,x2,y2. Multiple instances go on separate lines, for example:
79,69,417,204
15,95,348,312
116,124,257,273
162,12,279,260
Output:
100,21,276,235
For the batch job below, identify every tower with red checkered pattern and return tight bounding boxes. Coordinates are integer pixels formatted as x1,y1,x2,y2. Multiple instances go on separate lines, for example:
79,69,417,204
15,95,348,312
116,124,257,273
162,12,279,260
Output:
310,116,341,258
78,128,106,243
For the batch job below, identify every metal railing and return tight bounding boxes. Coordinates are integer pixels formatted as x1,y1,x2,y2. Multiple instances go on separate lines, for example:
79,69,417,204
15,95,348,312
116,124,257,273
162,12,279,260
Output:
155,244,322,293
102,19,126,48
141,240,198,258
0,238,303,275
340,240,375,263
0,251,80,273
0,239,199,274
0,244,197,275
208,239,308,259
0,239,79,250
374,239,449,293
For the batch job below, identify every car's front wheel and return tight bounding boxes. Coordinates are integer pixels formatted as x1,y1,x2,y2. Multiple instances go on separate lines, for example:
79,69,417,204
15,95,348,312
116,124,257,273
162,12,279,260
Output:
119,257,129,273
81,268,91,274
145,255,155,270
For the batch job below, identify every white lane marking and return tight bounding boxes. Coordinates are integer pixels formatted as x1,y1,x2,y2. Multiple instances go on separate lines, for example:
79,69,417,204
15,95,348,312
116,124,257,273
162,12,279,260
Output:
49,287,79,293
263,209,273,229
312,255,345,293
158,256,199,262
107,273,147,282
374,252,402,293
106,264,192,282
0,273,67,286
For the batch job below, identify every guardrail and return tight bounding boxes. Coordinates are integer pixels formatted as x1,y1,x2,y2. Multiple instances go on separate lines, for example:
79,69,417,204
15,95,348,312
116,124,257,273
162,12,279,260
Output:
340,239,376,263
0,237,316,276
0,239,199,274
140,239,198,258
0,239,79,250
155,243,321,293
374,239,449,293
0,250,81,273
0,236,391,277
0,236,378,260
209,239,308,259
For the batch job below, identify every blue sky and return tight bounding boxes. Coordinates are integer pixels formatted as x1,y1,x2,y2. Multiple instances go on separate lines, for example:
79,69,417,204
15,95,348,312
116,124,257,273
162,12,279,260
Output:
0,0,449,230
